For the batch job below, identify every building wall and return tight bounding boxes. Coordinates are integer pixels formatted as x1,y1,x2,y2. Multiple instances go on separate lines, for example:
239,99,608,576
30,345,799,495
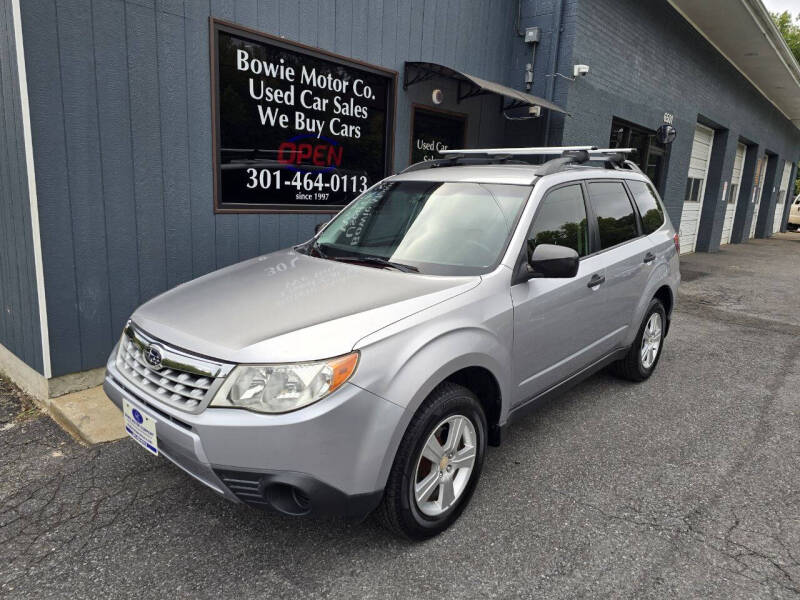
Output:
562,0,800,247
508,0,579,146
16,0,800,378
0,0,44,374
20,0,520,377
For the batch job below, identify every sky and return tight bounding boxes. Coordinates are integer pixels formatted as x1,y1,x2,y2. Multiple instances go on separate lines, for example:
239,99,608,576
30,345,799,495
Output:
762,0,800,15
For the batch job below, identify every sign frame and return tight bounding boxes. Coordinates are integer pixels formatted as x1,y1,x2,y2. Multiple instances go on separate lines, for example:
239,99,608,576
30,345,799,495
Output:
209,18,398,214
409,104,468,165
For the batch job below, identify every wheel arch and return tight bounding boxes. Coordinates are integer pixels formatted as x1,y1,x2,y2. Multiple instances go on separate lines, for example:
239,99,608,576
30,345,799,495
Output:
440,366,503,446
370,349,510,492
653,284,674,336
624,263,675,347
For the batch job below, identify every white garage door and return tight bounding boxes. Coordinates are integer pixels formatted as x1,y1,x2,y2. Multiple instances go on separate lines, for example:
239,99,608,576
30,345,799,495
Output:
773,162,793,234
679,124,715,254
721,143,746,245
749,156,767,238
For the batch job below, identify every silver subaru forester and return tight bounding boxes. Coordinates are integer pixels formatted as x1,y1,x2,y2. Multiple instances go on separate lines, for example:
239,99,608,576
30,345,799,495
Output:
104,148,680,539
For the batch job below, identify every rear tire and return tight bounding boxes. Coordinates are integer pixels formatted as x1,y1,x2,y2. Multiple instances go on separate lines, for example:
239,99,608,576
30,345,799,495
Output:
376,382,486,540
610,298,666,382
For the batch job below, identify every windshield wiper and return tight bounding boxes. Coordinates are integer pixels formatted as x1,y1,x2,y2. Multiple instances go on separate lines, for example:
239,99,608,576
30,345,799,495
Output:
307,240,329,259
333,255,419,273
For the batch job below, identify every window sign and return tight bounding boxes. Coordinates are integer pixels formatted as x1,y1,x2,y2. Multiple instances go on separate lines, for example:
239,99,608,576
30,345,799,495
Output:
410,106,466,164
211,20,396,212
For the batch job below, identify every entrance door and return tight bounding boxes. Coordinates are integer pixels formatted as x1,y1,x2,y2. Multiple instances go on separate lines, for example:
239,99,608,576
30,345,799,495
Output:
721,143,746,245
750,156,767,238
773,162,792,233
679,124,714,254
609,118,667,194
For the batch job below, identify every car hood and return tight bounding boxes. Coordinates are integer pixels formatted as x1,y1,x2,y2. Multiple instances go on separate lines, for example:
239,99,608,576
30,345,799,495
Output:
131,248,479,363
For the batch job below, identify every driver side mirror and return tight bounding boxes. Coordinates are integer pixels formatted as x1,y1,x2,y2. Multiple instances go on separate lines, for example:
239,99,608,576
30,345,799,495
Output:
516,243,579,283
314,220,329,235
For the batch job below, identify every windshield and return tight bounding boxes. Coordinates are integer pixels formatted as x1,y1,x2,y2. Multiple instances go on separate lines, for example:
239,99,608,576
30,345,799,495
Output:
308,180,532,275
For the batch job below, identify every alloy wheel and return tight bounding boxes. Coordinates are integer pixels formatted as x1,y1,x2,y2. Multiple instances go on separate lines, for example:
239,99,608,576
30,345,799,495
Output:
412,415,477,517
640,312,663,369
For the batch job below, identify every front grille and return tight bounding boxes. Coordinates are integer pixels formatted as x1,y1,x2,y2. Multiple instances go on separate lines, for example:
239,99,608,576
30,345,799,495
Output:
115,324,230,413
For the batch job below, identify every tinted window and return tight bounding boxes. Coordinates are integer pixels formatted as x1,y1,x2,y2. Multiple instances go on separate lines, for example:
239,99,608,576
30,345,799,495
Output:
627,180,665,234
527,185,589,257
588,181,639,248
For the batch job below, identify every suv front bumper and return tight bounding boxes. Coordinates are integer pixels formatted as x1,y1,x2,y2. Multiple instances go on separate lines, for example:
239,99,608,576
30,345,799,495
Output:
103,354,403,520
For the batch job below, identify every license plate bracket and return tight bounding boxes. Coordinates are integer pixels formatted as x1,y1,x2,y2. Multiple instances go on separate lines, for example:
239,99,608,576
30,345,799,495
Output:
123,398,159,456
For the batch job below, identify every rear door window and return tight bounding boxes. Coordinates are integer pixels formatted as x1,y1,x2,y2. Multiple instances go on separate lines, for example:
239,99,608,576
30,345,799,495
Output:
587,181,639,249
527,184,590,257
627,180,665,234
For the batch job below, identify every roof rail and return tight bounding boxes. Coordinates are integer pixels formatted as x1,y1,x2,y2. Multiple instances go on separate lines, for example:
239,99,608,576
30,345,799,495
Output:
533,147,638,174
400,146,639,175
622,159,643,174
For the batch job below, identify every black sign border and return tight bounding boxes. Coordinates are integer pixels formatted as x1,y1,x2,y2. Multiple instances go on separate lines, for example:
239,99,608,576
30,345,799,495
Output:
210,18,398,214
409,104,468,165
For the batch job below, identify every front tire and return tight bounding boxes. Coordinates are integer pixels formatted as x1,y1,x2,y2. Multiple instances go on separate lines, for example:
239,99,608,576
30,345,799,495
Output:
610,298,666,382
377,383,487,540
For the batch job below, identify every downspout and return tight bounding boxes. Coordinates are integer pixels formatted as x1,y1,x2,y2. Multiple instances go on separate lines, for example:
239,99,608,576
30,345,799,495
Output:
543,0,566,146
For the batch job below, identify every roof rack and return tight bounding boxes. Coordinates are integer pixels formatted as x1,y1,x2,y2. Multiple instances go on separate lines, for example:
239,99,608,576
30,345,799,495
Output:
401,155,531,173
437,146,598,156
401,146,640,175
437,146,599,156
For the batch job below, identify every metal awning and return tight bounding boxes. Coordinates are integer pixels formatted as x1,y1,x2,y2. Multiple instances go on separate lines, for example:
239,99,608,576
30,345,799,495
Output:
403,61,568,115
668,0,800,128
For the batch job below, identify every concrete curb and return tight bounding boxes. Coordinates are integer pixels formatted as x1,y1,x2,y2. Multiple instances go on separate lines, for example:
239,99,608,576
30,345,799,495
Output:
48,385,126,445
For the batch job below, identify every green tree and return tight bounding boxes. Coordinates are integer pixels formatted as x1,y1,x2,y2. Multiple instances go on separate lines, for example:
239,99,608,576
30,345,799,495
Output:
771,11,800,64
770,12,800,196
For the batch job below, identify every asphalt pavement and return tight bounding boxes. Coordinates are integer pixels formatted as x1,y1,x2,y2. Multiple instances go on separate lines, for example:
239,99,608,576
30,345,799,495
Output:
2,235,799,599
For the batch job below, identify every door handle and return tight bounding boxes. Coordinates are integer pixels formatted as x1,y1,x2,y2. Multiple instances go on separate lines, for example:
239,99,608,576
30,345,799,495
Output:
587,274,605,288
643,252,656,264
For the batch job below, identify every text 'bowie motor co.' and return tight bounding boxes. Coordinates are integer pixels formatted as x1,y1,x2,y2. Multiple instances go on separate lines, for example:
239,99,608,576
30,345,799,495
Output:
237,48,375,141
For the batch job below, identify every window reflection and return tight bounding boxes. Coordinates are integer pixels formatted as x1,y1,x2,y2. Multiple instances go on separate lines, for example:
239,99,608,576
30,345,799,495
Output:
528,185,589,257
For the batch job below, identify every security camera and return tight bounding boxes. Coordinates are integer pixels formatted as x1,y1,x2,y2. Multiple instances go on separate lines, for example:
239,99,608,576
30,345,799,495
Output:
573,64,590,77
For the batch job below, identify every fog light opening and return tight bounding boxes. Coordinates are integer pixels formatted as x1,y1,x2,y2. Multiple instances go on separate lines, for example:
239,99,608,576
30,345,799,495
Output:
265,483,312,516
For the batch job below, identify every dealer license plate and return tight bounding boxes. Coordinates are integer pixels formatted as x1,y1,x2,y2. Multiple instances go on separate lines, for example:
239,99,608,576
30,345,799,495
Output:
123,398,159,456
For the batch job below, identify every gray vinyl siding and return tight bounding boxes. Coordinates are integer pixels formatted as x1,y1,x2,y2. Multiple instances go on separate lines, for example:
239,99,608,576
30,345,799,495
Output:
562,0,800,250
0,0,44,374
20,0,519,376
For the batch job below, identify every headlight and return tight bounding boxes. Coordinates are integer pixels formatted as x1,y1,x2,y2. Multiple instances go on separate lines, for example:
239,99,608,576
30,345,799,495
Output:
209,352,359,414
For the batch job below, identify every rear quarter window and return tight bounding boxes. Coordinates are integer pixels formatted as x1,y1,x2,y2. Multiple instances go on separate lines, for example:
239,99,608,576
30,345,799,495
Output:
627,180,665,234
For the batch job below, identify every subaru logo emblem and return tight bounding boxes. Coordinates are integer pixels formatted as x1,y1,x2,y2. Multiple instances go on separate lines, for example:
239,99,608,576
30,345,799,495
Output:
144,345,163,369
132,408,144,424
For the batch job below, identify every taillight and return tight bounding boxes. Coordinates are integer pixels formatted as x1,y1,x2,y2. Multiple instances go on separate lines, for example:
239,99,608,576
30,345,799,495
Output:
673,233,680,254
